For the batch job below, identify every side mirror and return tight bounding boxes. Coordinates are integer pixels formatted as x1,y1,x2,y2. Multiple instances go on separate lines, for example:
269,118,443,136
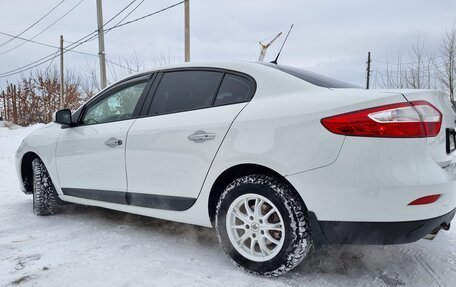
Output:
54,109,72,126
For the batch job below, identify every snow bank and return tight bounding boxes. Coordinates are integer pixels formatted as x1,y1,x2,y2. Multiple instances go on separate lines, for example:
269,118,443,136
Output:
0,125,455,286
0,124,44,200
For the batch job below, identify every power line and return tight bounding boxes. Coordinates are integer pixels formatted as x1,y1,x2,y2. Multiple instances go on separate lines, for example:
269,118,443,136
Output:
0,0,85,56
0,41,90,79
0,29,130,78
0,52,58,78
44,51,60,74
0,31,100,57
104,1,185,33
0,0,133,77
104,0,138,27
0,39,132,78
0,31,58,49
66,0,138,46
0,1,185,78
76,0,179,45
0,33,98,77
109,0,145,31
0,0,135,55
372,60,448,75
106,57,136,72
0,0,66,48
372,55,445,66
106,59,117,80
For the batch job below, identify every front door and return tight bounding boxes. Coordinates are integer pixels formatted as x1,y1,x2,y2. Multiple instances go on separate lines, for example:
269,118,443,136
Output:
56,79,149,203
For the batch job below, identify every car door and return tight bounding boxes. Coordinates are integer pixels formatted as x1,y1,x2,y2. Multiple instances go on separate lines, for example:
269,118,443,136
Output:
56,76,151,203
126,70,255,211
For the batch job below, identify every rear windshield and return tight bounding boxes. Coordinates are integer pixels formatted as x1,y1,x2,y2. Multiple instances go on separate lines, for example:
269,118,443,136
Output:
261,63,360,89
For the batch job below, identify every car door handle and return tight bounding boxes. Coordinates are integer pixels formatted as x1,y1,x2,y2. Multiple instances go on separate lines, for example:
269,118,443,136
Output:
187,130,216,142
104,137,123,147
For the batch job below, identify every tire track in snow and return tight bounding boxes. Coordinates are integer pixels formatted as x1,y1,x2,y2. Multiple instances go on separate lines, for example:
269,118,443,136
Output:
413,253,445,287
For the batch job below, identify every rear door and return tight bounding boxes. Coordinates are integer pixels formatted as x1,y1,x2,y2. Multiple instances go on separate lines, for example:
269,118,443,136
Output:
56,76,151,202
125,69,255,210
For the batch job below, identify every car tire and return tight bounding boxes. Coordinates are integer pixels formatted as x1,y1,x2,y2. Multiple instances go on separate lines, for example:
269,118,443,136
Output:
32,158,59,216
215,174,312,277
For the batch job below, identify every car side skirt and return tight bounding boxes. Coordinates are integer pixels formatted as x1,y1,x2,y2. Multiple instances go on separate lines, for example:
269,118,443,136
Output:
308,208,455,245
61,188,196,211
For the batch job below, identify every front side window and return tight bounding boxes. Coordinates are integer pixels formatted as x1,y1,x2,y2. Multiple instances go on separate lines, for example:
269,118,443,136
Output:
149,71,222,115
81,81,147,125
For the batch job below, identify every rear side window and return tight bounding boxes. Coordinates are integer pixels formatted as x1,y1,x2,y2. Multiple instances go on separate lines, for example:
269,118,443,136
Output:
149,71,222,115
214,74,252,106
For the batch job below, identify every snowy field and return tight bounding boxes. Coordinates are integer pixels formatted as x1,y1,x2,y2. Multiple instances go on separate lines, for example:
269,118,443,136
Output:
1,125,455,287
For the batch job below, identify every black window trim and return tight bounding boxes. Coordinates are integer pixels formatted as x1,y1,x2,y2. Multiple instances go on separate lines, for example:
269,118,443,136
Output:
138,67,257,118
211,72,225,106
75,73,155,126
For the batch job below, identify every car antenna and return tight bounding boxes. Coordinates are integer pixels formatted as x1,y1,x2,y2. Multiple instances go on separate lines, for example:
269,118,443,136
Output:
270,24,294,65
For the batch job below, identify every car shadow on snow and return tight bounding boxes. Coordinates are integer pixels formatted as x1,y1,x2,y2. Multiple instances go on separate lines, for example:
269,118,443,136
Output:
11,200,450,286
58,203,219,246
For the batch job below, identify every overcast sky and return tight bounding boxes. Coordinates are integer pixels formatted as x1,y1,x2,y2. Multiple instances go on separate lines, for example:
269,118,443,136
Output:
0,0,455,89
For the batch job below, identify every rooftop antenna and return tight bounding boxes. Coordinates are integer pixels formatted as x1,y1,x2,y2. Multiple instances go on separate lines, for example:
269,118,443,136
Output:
271,24,294,65
258,32,282,62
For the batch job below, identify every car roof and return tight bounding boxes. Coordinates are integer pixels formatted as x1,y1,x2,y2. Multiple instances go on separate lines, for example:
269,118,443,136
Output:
122,61,357,89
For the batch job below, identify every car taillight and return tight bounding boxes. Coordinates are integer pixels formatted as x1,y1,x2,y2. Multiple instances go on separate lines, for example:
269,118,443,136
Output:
321,101,442,138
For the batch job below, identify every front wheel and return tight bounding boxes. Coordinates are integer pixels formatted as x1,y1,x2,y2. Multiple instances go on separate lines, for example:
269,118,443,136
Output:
32,158,59,216
215,175,312,277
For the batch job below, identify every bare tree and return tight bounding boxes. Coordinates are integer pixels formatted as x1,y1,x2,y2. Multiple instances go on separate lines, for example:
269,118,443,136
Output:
407,38,433,89
378,53,409,89
81,60,101,93
106,56,139,83
1,90,6,119
0,67,88,125
376,40,436,90
150,50,180,67
435,23,456,102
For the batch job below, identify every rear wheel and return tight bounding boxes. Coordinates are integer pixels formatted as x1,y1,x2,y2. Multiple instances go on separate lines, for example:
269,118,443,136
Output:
215,175,312,277
32,158,59,216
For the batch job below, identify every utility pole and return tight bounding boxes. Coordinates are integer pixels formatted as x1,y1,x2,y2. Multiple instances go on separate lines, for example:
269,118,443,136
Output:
59,35,64,109
184,0,190,62
96,0,107,89
366,51,371,89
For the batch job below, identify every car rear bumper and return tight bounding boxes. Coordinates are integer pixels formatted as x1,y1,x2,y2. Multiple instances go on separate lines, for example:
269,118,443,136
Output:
308,208,455,245
286,136,456,223
286,135,456,244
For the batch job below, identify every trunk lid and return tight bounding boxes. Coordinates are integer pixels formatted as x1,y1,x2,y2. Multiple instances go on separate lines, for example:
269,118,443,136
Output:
387,89,456,167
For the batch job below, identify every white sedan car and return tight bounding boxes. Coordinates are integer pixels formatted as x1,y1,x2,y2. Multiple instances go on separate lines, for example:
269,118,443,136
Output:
16,61,456,276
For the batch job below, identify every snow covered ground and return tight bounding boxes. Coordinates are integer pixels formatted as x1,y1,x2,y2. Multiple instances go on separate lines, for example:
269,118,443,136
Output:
0,125,455,287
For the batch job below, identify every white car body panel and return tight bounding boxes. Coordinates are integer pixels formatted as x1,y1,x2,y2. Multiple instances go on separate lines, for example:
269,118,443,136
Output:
402,90,456,166
209,88,409,177
126,103,247,198
16,123,61,192
286,136,456,222
55,120,135,192
15,61,456,235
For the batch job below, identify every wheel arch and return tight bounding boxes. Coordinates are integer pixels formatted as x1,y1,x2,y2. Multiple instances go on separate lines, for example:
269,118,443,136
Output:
207,163,307,227
20,151,41,194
